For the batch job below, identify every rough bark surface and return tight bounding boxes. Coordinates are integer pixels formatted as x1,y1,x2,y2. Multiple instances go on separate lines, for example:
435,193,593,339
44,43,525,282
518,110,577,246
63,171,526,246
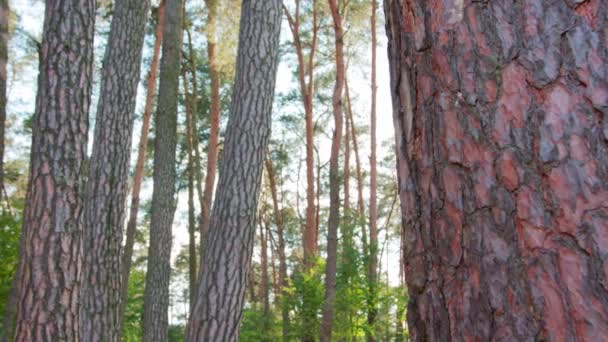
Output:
384,0,608,341
142,0,183,340
186,1,282,339
80,1,150,340
320,0,345,340
13,0,95,340
120,1,165,326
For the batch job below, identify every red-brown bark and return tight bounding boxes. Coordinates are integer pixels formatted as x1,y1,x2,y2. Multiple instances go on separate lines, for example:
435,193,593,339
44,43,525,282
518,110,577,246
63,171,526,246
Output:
120,1,165,326
385,0,608,340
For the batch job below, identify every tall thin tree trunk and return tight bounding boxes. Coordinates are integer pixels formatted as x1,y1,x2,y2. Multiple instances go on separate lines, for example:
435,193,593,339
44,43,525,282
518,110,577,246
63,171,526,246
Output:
142,0,183,339
80,1,150,340
199,0,221,249
0,1,12,339
283,0,319,269
385,1,608,340
345,79,367,252
259,217,270,319
186,1,282,339
12,1,95,340
183,70,198,309
120,0,165,327
320,0,345,340
265,156,289,341
366,1,378,340
0,0,7,205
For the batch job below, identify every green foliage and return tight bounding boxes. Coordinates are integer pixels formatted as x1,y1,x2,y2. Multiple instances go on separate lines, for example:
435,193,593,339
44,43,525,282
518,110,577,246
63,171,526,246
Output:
0,211,21,324
239,306,281,342
122,269,146,341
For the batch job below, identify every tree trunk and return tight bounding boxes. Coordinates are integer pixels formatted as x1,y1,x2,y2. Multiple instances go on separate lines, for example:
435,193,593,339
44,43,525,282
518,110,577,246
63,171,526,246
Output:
142,0,183,339
320,0,345,340
385,0,608,341
265,156,289,341
80,0,150,340
186,1,282,340
183,70,198,309
12,1,95,340
283,0,319,269
0,0,7,204
199,0,221,250
367,1,378,340
259,217,270,318
120,0,165,327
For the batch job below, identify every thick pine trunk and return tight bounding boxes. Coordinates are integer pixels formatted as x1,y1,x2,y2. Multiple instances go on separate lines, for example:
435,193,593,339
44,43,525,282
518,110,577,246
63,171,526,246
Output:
142,0,183,340
12,1,95,340
385,0,608,341
367,1,379,340
120,0,165,328
0,0,7,202
186,1,282,340
320,0,345,340
80,0,150,340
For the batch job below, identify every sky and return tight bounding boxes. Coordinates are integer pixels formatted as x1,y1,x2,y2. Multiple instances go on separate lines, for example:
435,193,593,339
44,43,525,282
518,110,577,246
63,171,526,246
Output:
8,0,400,322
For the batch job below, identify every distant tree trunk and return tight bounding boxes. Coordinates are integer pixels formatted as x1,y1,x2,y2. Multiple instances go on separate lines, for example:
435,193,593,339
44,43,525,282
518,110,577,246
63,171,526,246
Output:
199,0,221,250
385,1,608,341
283,0,319,269
320,0,345,340
183,70,198,309
142,0,183,339
0,0,7,203
120,0,165,327
367,1,378,340
265,156,290,341
186,1,282,340
345,79,368,253
80,0,150,339
0,0,12,339
343,101,351,215
259,217,270,318
12,1,95,340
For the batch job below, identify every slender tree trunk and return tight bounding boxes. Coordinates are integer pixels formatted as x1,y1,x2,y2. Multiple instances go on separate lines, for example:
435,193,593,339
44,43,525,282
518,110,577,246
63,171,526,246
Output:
385,1,608,341
345,78,367,253
80,1,150,340
320,0,345,340
366,1,378,340
283,0,319,269
199,0,221,249
120,0,165,327
186,1,282,339
12,1,95,340
0,1,12,339
183,71,198,309
0,0,7,204
259,217,270,318
265,156,289,341
142,0,183,339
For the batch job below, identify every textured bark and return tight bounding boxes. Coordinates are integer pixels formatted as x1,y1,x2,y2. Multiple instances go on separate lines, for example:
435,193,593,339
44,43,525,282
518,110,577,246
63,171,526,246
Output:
13,0,95,340
199,0,221,249
367,1,379,340
265,156,289,340
120,1,165,327
183,70,198,308
186,1,282,340
142,0,183,340
320,0,345,340
80,1,150,340
283,0,320,268
385,0,608,341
